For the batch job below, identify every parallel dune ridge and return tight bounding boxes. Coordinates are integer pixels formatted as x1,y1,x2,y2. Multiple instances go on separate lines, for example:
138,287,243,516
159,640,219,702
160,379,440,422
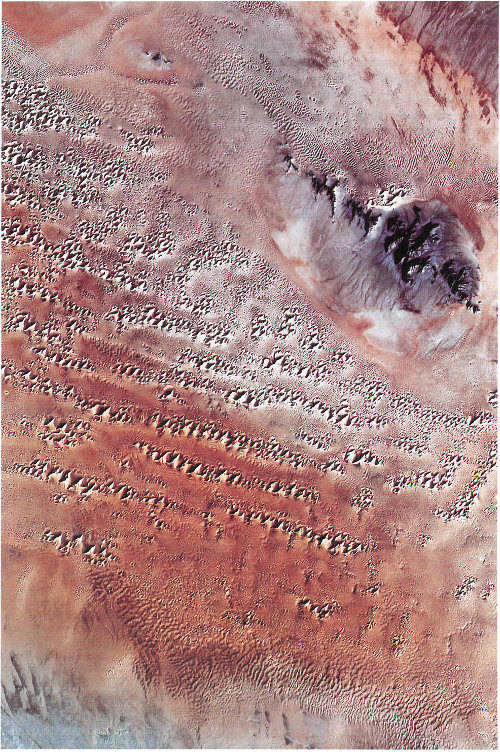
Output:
2,2,497,748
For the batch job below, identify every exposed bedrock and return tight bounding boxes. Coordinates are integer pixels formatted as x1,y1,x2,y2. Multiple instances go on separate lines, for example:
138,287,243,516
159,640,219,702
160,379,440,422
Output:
379,2,499,107
269,156,481,316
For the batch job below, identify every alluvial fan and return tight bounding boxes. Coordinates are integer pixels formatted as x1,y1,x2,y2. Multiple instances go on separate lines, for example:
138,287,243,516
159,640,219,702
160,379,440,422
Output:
1,2,497,748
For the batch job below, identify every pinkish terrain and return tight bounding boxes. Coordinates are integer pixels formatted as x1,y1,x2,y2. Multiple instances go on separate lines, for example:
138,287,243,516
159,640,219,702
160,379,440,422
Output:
2,2,497,748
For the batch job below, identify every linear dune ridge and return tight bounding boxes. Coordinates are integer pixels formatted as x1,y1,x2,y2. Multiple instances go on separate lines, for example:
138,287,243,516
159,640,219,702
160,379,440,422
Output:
1,2,497,749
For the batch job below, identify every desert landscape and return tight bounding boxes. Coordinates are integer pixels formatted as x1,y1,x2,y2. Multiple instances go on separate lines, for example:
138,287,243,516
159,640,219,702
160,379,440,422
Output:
2,2,497,748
